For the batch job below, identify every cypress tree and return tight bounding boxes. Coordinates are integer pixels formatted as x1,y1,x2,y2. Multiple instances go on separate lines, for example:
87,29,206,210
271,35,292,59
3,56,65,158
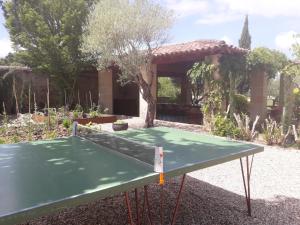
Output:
239,15,251,50
236,15,251,94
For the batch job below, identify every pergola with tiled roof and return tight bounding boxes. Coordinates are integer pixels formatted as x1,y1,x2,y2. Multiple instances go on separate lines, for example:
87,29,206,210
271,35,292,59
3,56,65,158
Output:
153,40,247,64
97,39,254,122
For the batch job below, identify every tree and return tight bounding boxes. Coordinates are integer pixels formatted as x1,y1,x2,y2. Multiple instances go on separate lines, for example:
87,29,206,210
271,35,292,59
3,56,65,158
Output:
239,15,251,50
219,54,246,118
237,15,251,93
157,77,181,103
247,48,288,80
83,0,174,127
1,0,94,104
0,53,21,66
186,61,216,106
292,34,300,59
280,63,300,134
247,47,288,110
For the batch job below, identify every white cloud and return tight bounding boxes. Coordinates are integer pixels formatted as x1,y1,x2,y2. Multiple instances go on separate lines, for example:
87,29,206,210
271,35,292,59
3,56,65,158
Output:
221,35,233,45
275,31,300,51
165,0,300,25
196,12,240,25
216,0,300,18
0,38,13,58
165,0,209,17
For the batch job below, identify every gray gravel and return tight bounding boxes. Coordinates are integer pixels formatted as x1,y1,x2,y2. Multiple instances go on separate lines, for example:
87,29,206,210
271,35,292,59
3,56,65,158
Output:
189,145,300,225
19,121,300,225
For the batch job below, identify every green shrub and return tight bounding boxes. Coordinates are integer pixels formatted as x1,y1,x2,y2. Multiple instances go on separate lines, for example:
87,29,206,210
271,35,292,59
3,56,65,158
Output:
62,118,72,129
0,138,5,144
74,104,83,112
72,111,83,119
157,77,181,103
73,111,79,119
89,110,98,118
233,94,249,114
11,135,20,143
45,130,58,139
212,115,241,138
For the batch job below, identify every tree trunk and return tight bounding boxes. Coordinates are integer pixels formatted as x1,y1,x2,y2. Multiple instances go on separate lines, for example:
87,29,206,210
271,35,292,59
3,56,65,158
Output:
145,97,156,127
138,73,156,128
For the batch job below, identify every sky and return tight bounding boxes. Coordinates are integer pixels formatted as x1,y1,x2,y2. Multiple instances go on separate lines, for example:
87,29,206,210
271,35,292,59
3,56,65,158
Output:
1,0,300,58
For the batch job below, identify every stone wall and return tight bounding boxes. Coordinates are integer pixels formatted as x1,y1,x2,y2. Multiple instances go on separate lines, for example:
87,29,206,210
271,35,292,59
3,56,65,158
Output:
0,69,99,114
98,69,113,113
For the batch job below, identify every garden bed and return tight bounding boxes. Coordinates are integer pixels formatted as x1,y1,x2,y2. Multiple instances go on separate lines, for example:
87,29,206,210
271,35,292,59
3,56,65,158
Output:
74,115,117,125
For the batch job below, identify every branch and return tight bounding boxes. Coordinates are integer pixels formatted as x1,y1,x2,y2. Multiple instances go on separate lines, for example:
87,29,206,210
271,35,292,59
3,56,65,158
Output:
283,125,292,147
292,125,299,141
251,115,260,135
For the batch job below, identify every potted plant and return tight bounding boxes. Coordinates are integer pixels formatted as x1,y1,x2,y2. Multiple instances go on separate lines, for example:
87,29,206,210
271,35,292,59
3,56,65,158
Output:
112,120,128,131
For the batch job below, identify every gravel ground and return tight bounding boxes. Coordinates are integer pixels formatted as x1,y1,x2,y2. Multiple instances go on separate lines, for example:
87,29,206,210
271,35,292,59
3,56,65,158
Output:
19,120,300,225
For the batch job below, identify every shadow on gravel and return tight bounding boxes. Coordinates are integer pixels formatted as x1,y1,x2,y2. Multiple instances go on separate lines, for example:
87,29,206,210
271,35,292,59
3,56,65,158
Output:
20,176,300,225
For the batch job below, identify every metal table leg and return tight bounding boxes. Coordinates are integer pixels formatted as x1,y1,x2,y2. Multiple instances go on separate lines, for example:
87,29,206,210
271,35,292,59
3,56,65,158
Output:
240,155,254,216
171,174,186,225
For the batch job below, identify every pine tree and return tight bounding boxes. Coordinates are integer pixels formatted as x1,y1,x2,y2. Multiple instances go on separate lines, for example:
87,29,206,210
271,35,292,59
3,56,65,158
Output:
239,15,251,49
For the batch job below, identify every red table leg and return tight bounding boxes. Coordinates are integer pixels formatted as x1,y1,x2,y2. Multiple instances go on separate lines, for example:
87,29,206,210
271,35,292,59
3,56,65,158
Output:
171,174,186,225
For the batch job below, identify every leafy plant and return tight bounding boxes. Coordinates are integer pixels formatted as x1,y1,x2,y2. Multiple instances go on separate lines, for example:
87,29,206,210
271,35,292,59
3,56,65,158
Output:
72,111,80,119
45,130,58,140
187,61,216,105
247,48,288,79
74,104,83,112
212,115,241,138
202,84,223,130
157,77,181,103
88,103,109,118
11,135,20,143
62,118,72,129
89,110,98,118
262,117,283,145
233,94,249,114
71,104,83,119
219,54,247,117
280,63,300,133
0,138,5,144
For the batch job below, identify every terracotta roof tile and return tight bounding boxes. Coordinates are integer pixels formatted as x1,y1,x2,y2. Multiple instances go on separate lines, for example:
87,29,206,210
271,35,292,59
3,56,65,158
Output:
153,39,246,58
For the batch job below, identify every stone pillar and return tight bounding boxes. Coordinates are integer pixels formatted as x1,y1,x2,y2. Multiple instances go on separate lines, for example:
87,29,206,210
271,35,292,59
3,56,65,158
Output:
98,69,113,113
250,71,268,121
139,64,157,120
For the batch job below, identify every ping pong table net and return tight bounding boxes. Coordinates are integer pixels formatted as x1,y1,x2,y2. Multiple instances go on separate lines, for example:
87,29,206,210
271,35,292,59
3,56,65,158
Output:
75,124,158,171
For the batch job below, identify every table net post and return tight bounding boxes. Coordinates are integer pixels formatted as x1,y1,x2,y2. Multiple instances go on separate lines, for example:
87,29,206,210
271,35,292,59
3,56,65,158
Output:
72,121,78,136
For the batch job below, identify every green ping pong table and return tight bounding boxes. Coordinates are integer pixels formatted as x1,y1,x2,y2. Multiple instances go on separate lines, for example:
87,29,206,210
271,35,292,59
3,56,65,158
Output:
0,126,263,225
